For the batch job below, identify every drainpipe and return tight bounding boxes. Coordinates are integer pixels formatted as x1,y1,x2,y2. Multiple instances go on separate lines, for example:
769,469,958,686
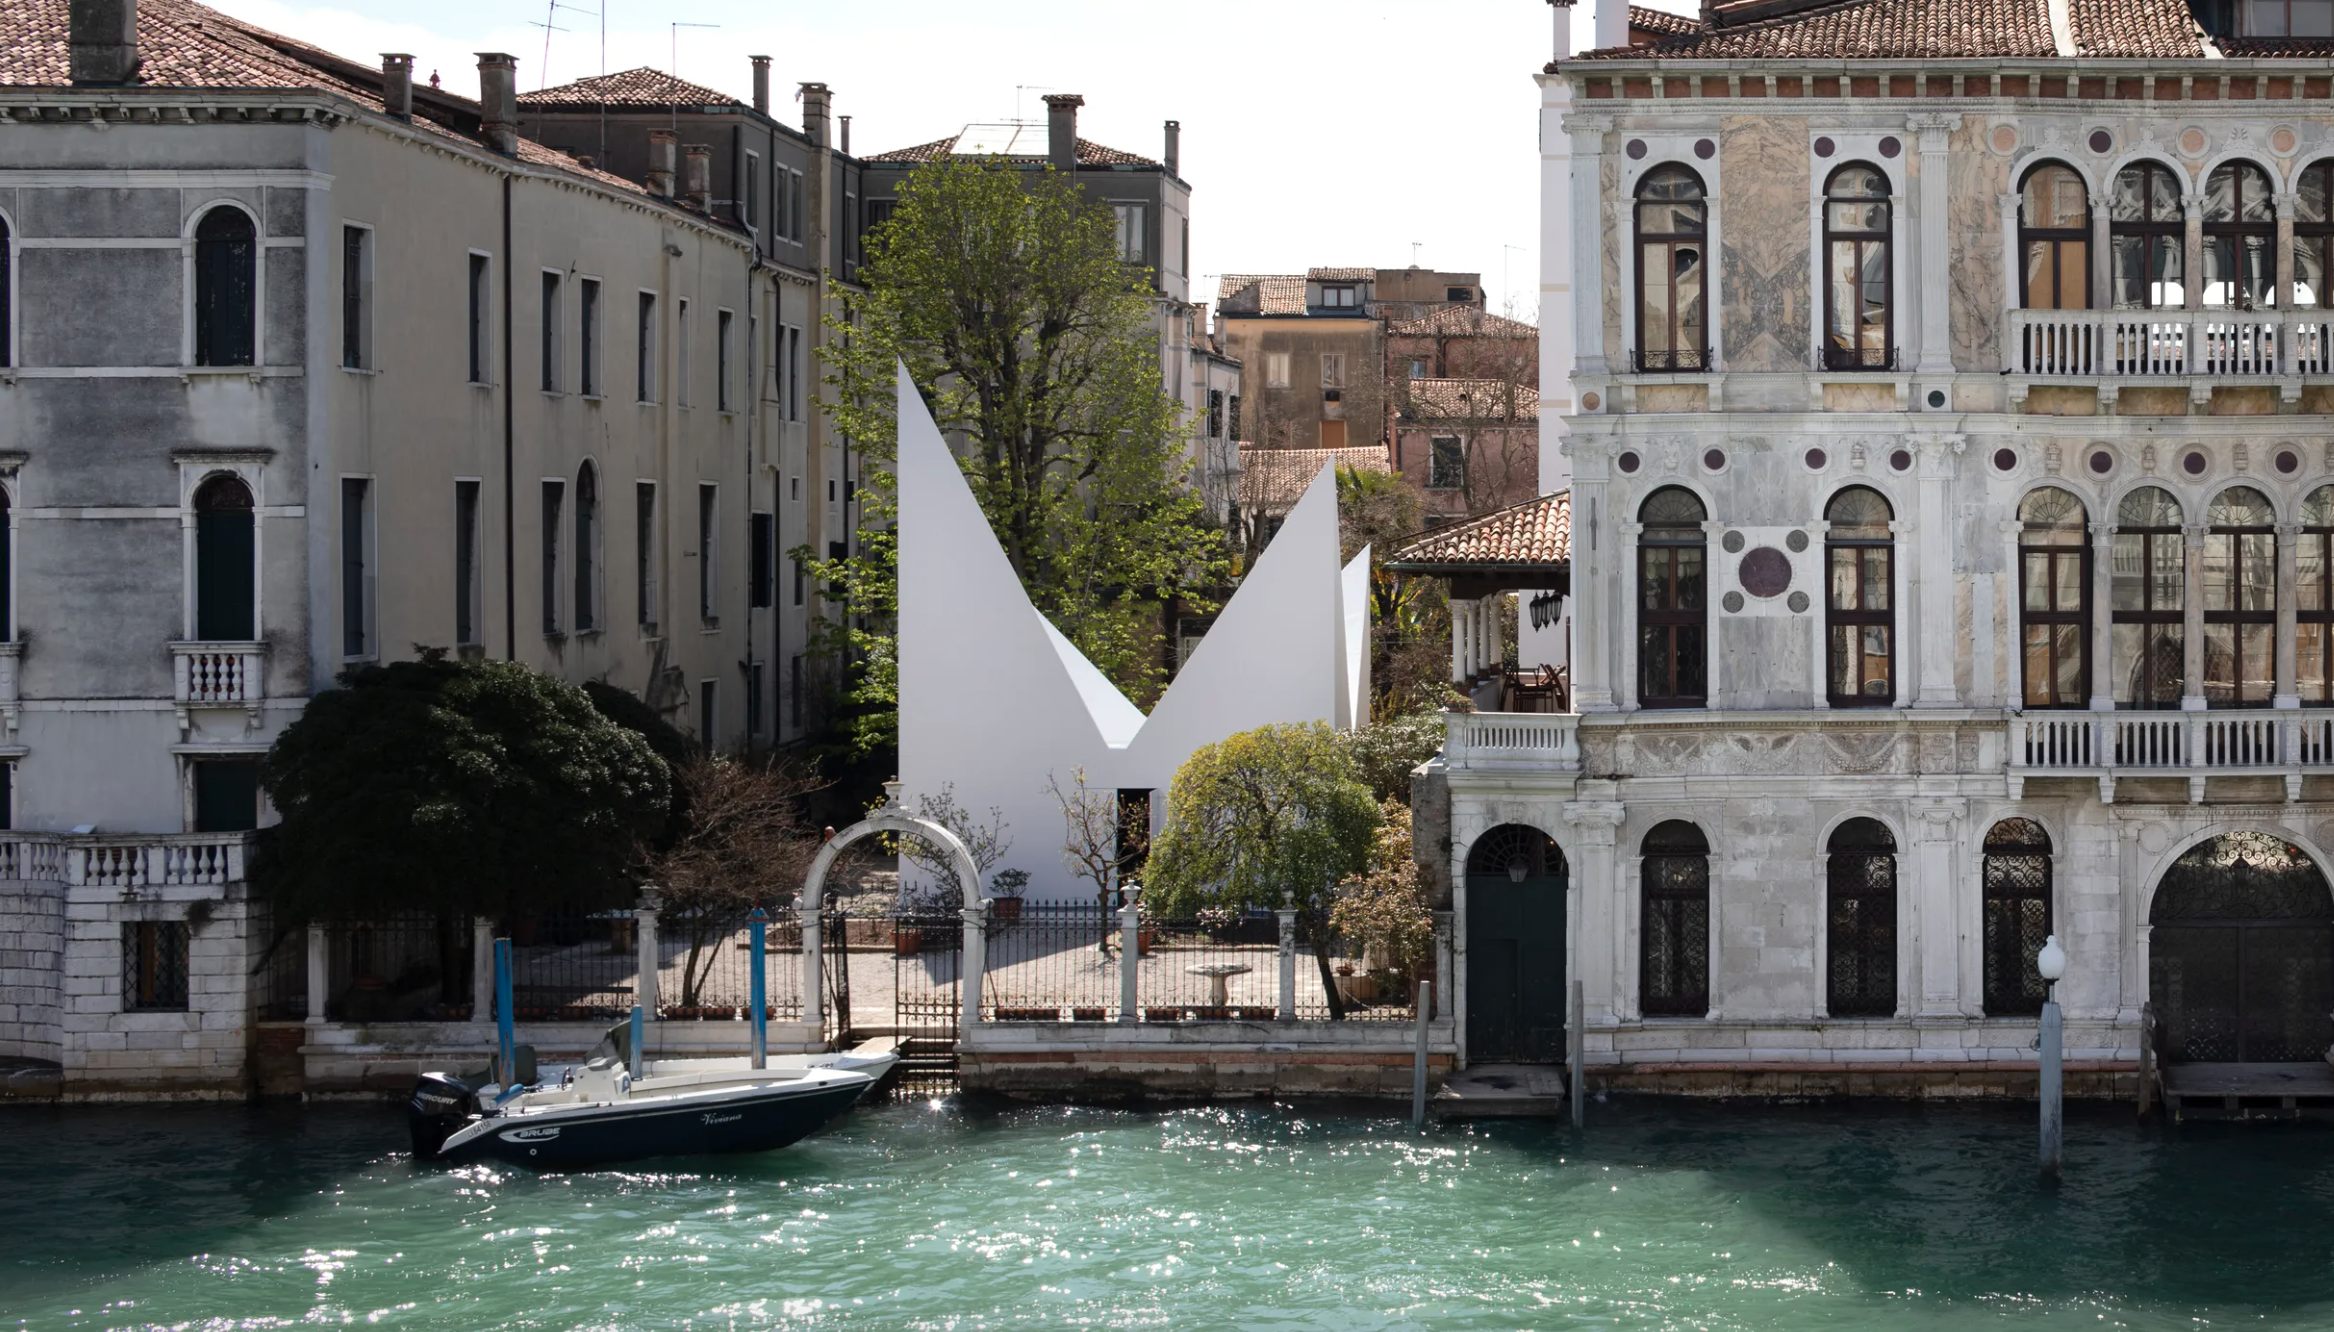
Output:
502,172,516,659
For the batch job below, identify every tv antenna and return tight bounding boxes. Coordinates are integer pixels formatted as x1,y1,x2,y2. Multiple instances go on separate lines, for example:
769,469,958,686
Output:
528,0,594,90
670,22,719,131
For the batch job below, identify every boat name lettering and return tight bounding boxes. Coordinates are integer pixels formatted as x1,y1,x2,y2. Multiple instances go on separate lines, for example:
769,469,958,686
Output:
502,1126,562,1142
700,1112,743,1125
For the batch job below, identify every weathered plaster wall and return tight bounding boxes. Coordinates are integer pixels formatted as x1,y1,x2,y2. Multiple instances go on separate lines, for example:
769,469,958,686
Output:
1947,117,2009,374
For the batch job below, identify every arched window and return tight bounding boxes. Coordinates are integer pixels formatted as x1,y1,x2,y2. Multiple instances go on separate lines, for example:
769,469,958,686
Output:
2019,487,2090,708
1826,818,1896,1018
193,207,257,367
192,475,255,642
1634,167,1707,372
2109,162,2185,310
2113,486,2186,708
2302,486,2334,705
2203,161,2275,310
2020,163,2090,310
2205,485,2276,707
1825,486,1894,706
574,462,600,633
1982,818,2053,1017
1640,820,1709,1017
2298,159,2334,309
1822,163,1892,369
1638,487,1707,708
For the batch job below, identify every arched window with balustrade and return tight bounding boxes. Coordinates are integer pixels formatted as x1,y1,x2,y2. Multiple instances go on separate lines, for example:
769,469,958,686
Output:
2019,487,2090,708
2205,485,2276,707
1982,818,2053,1017
1640,820,1710,1017
1825,486,1894,706
2204,161,2276,310
1638,487,1707,709
1826,817,1896,1018
2020,162,2090,310
1634,166,1707,372
2113,486,2186,709
193,475,255,642
1822,164,1892,369
2109,162,2185,310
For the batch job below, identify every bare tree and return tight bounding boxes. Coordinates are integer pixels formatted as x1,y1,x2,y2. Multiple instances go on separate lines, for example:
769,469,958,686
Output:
643,756,827,1012
896,784,1011,914
1047,766,1121,954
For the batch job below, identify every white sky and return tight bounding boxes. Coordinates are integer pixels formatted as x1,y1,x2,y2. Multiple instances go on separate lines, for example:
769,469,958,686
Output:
210,0,1700,326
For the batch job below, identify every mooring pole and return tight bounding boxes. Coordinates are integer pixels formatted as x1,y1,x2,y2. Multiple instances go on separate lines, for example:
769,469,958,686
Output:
2037,933,2067,1180
1118,890,1142,1023
628,1003,644,1080
750,906,769,1070
1412,979,1432,1127
494,937,516,1087
1569,978,1585,1129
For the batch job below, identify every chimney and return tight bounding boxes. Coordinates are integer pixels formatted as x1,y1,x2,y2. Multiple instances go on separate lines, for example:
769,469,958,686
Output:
799,81,830,148
68,0,140,85
1594,0,1627,51
1043,93,1084,176
381,53,413,120
1163,120,1180,177
839,115,851,156
1545,0,1577,61
750,56,771,115
645,129,678,199
683,144,712,211
475,53,518,155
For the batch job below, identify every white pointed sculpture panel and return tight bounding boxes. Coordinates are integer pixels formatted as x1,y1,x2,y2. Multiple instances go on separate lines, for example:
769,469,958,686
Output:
895,364,1370,903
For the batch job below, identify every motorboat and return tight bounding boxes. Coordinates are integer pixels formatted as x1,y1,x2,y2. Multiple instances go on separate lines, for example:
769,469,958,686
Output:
408,1022,900,1169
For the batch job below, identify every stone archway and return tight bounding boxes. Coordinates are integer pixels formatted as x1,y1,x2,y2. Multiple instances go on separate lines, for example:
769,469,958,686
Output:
1463,824,1569,1063
798,784,984,1037
2150,831,2334,1064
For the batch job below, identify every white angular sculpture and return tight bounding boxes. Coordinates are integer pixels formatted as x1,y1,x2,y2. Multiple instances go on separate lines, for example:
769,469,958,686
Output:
895,364,1370,902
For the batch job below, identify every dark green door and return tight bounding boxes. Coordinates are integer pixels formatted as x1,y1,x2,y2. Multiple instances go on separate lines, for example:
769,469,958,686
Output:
1465,825,1569,1063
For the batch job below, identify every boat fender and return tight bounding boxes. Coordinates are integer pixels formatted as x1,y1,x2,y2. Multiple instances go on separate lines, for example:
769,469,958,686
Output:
407,1072,480,1161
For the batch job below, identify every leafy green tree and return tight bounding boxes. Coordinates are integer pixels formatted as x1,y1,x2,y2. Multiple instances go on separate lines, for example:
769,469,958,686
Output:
254,655,670,923
807,154,1230,758
1337,465,1449,714
1144,722,1382,1018
1328,799,1436,986
1341,711,1448,806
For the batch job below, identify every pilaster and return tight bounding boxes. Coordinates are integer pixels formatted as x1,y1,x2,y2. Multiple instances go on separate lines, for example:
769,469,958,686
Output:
1562,799,1626,1028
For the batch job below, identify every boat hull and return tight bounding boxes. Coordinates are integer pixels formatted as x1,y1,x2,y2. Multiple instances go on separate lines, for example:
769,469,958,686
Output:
438,1077,873,1169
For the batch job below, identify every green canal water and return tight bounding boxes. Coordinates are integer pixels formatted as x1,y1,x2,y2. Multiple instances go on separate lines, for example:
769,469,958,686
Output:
4,1097,2333,1330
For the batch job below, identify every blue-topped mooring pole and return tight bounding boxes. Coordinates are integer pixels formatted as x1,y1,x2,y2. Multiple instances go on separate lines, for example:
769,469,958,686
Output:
494,937,516,1087
750,906,769,1069
628,1003,645,1080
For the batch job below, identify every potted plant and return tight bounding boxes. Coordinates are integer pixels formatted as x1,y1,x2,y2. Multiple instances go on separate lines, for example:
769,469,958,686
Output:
988,868,1029,923
894,922,924,956
1070,1005,1108,1022
1195,904,1240,942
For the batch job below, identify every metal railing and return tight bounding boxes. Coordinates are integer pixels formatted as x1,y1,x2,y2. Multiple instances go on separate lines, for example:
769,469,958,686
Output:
2010,308,2334,379
654,906,802,1021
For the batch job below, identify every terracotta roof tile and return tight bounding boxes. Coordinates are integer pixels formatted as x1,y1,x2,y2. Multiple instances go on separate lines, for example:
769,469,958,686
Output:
1238,444,1389,511
520,66,738,109
1402,377,1539,420
1629,5,1705,36
1386,306,1539,339
862,131,1159,168
1388,491,1571,568
1307,266,1373,281
1216,274,1308,316
1568,0,2221,61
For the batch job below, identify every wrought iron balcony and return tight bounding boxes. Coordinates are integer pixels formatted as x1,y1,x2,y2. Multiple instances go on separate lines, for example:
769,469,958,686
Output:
1629,347,1712,374
2008,710,2334,802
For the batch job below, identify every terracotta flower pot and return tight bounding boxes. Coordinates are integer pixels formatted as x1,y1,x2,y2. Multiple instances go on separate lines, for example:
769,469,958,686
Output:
1070,1006,1108,1022
894,926,924,956
991,897,1024,922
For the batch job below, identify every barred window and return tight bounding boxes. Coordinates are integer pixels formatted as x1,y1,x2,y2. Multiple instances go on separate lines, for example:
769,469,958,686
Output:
123,921,189,1011
1826,818,1896,1017
1640,820,1710,1017
1982,818,2054,1017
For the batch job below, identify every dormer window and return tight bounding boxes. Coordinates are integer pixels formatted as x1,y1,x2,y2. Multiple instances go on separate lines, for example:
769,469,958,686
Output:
1320,284,1359,309
2244,0,2334,34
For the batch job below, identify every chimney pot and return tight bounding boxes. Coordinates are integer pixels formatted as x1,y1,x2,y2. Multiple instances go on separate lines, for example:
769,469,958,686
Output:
475,52,518,155
381,53,413,120
750,56,771,115
839,114,851,157
1042,93,1084,176
69,0,140,85
1594,0,1627,50
799,81,831,149
1163,119,1180,178
646,129,678,199
683,143,712,211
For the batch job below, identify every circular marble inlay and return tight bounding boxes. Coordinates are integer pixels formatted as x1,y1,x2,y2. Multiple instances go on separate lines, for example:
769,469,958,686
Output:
1806,447,1829,470
1890,449,1914,472
1722,530,1748,554
2180,127,2208,156
1813,136,1836,158
2278,449,2303,475
1994,447,2019,472
2088,129,2113,155
1991,126,2020,154
2274,127,2299,156
1582,391,1602,412
1703,447,1728,471
1723,591,1746,614
1626,139,1648,160
1740,547,1793,598
1787,591,1812,614
1616,449,1639,474
1785,529,1811,553
1694,138,1716,160
2182,450,2210,476
2090,450,2115,475
1878,136,1901,159
1928,389,1948,408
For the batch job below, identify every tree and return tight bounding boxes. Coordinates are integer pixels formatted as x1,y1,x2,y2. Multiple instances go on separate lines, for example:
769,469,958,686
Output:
1336,464,1451,711
641,756,827,1011
255,655,670,924
809,154,1231,748
1047,766,1122,954
894,784,1011,914
1329,799,1436,986
1143,722,1382,1018
582,678,694,849
1341,711,1449,806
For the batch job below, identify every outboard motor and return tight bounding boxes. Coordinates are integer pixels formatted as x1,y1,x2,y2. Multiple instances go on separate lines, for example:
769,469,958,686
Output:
407,1072,479,1161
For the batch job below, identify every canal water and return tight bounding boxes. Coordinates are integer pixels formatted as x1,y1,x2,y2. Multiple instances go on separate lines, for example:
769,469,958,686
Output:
4,1097,2333,1329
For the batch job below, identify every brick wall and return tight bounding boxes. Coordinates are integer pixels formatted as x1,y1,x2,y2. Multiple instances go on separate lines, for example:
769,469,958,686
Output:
0,882,63,1063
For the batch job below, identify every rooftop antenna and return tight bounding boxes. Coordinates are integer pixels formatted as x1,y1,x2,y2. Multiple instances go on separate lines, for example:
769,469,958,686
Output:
530,0,595,90
671,21,719,133
1412,241,1422,266
1015,84,1054,123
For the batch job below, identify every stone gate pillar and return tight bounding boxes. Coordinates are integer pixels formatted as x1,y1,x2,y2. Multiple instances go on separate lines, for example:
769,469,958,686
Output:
1563,797,1627,1030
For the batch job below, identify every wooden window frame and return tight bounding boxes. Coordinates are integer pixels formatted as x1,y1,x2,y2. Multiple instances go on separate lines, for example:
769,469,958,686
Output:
2020,162,2092,311
1825,489,1895,707
1821,163,1893,370
2302,487,2334,704
1637,489,1708,709
2113,490,2186,710
2203,161,2277,311
1633,166,1709,372
2204,488,2276,708
2019,493,2092,709
2297,160,2334,310
2110,162,2185,312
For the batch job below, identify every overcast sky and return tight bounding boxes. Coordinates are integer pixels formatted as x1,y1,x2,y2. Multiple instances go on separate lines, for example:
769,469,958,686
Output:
212,0,1701,325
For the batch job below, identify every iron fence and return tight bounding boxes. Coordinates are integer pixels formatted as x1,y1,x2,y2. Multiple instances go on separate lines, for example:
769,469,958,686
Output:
983,902,1122,1021
323,913,475,1022
246,905,307,1021
500,909,630,1020
654,906,803,1021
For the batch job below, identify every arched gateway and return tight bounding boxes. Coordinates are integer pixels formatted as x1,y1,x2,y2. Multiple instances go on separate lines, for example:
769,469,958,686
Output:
2151,832,2334,1064
1464,825,1568,1062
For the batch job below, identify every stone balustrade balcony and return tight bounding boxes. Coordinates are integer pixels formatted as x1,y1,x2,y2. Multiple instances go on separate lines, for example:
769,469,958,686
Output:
2008,710,2334,803
1443,711,1581,774
2007,308,2334,404
168,641,266,732
0,831,251,886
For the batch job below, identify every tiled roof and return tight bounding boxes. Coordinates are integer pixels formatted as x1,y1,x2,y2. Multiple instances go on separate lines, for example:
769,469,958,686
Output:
1630,4,1705,36
1386,306,1539,339
862,132,1159,168
1402,378,1540,420
1239,444,1389,510
1308,266,1374,282
1388,491,1571,569
1569,0,2221,61
1216,274,1309,316
520,67,738,109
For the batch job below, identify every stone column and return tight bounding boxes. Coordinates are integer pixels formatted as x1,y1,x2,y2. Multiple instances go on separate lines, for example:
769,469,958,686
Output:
2089,520,2117,711
1562,798,1627,1029
1616,521,1645,710
959,899,988,1039
1118,896,1141,1023
802,894,825,1033
633,890,660,1019
1998,192,2023,369
305,923,328,1026
2278,523,2302,709
1276,905,1297,1022
469,918,494,1024
1450,598,1468,684
1909,799,1968,1018
2278,192,2299,370
1909,113,1961,376
1431,911,1453,1021
2184,192,2205,313
2183,523,2207,710
1571,442,1617,711
1569,115,1612,379
1914,436,1965,706
2090,185,2114,314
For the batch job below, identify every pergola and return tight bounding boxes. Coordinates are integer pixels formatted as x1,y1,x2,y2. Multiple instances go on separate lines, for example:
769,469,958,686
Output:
1385,491,1571,705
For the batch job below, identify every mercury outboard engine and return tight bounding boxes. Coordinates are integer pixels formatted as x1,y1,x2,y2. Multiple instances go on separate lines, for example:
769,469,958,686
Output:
408,1072,480,1161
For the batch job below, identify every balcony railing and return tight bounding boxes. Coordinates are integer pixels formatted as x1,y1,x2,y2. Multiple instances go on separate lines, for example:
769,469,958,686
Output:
2009,710,2334,800
2009,309,2334,379
1630,347,1712,374
1444,711,1580,772
0,831,252,886
170,641,266,731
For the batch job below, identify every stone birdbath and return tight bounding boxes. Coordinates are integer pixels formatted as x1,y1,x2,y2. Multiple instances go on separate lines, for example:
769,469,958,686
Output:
1187,962,1253,1007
